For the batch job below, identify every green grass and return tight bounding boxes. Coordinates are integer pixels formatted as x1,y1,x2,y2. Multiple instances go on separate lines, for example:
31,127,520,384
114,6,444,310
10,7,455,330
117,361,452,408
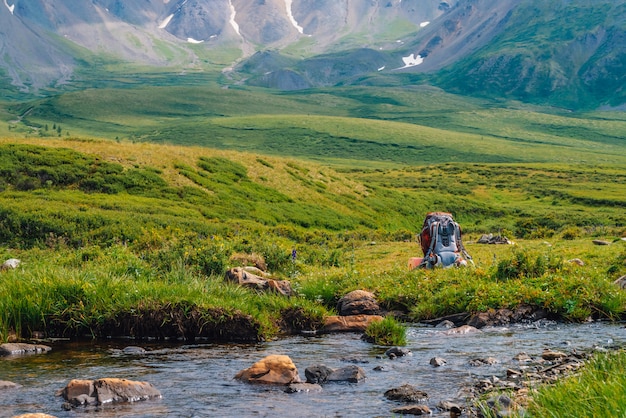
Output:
523,350,626,417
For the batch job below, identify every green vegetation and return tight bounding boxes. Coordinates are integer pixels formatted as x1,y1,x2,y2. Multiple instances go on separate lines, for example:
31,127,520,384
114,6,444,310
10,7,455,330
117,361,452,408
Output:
522,350,626,417
363,316,407,346
0,137,625,343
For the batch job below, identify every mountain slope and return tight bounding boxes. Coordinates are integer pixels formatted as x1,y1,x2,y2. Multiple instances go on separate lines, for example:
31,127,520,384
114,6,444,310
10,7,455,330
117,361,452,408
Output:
0,0,625,109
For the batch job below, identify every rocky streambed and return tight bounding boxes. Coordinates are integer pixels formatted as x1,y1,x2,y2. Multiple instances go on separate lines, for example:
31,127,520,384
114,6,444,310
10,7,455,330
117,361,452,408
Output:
1,319,625,418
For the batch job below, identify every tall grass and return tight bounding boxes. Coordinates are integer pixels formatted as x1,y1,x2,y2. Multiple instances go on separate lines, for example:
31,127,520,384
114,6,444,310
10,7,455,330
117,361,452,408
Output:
524,351,626,417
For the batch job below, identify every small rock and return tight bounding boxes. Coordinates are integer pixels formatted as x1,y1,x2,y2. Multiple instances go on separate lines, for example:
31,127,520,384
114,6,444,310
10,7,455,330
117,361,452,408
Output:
11,414,58,418
444,325,481,335
513,352,532,362
385,347,412,359
592,239,611,245
469,357,498,366
284,383,322,393
391,405,431,415
1,258,20,271
56,378,161,406
305,365,333,384
384,384,428,402
321,315,383,333
430,357,446,367
567,258,584,266
613,275,626,289
327,365,367,383
542,349,568,361
435,320,455,329
122,346,146,354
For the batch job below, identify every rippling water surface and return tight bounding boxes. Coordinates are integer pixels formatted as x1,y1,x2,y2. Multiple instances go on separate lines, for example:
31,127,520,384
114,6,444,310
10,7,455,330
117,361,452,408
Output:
1,321,625,417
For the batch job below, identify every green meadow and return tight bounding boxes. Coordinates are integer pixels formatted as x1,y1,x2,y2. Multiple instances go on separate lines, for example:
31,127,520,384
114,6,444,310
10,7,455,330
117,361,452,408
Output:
0,81,625,341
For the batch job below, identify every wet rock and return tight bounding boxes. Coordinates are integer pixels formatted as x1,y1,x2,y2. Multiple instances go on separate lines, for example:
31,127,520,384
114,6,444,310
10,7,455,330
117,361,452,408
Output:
430,357,446,367
122,346,146,354
444,325,481,335
435,320,455,329
12,414,58,418
0,380,21,389
224,267,293,296
56,378,161,406
305,365,333,384
320,314,383,333
305,364,366,384
385,347,412,359
437,400,463,412
327,365,367,383
467,305,548,328
0,343,51,356
469,357,498,366
513,352,532,362
384,384,428,402
284,383,322,393
234,354,301,385
391,404,431,415
336,290,380,316
1,258,20,271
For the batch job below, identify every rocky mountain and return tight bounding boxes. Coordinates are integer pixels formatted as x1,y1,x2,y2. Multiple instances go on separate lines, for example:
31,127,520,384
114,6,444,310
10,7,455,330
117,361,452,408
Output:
1,0,625,108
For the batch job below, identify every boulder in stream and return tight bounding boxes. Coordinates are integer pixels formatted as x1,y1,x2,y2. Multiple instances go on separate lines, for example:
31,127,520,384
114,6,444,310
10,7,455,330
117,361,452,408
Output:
0,343,51,356
234,354,301,385
56,378,161,407
384,384,428,402
305,364,366,384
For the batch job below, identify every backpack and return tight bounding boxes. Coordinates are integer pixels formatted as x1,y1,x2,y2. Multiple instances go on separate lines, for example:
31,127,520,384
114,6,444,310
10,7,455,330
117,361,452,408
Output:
417,212,472,269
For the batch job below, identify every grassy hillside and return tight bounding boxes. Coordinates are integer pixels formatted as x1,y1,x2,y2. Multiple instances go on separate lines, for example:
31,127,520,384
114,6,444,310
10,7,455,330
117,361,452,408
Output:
4,85,626,169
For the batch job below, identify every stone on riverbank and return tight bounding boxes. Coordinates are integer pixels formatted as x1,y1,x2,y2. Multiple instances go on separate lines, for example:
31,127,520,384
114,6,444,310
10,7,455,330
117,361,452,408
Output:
234,354,301,385
320,314,383,333
0,380,21,389
0,343,51,356
12,414,57,418
224,267,293,296
336,290,380,316
56,378,161,407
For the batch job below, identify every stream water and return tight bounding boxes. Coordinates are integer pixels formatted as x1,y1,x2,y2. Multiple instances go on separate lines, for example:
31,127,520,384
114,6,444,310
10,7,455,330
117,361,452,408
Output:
1,320,625,418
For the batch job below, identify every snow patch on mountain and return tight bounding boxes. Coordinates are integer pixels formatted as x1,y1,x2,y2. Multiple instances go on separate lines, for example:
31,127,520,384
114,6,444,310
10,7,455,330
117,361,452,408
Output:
228,0,241,36
4,0,15,14
187,37,203,43
159,14,174,29
420,21,430,27
399,53,423,68
285,0,303,34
